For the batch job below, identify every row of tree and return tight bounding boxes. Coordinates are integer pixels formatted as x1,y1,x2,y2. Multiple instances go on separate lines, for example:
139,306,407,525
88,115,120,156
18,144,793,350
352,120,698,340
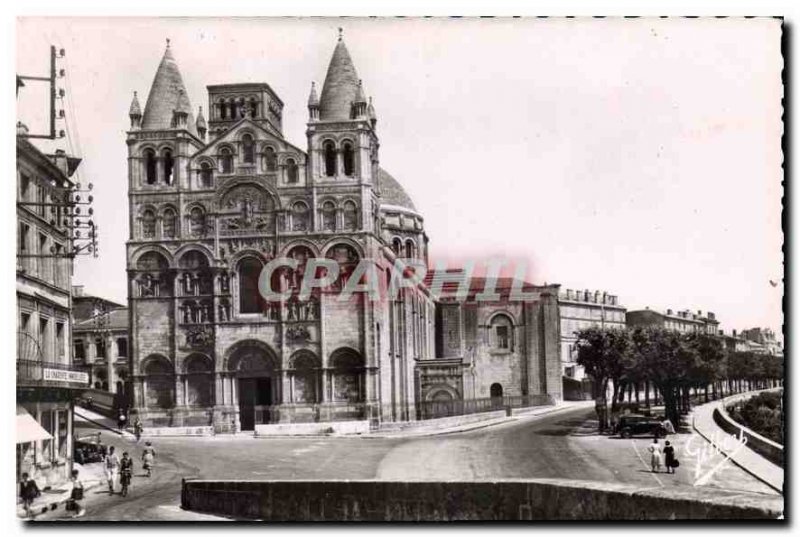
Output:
574,326,784,430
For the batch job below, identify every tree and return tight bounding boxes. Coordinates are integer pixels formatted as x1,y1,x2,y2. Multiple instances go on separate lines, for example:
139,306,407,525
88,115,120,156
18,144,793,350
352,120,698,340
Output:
631,327,694,426
575,327,631,431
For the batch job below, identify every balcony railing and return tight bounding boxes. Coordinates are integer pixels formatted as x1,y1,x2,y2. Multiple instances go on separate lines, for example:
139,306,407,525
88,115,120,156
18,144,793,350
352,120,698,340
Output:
17,358,90,388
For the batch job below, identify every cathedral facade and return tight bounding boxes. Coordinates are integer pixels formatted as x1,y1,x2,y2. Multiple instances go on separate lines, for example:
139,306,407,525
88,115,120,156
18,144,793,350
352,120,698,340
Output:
125,35,561,433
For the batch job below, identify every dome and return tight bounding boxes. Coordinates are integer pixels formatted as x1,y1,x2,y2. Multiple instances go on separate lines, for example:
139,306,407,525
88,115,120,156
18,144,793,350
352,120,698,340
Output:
378,168,417,212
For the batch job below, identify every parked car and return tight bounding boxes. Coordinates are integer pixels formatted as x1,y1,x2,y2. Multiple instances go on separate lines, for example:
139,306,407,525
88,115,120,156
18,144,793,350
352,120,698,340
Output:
73,439,105,465
615,415,668,439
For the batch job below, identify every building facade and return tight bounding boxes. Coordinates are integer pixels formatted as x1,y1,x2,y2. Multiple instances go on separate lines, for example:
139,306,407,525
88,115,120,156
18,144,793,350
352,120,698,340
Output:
626,308,719,335
558,289,626,382
72,286,130,396
16,134,87,487
125,36,561,433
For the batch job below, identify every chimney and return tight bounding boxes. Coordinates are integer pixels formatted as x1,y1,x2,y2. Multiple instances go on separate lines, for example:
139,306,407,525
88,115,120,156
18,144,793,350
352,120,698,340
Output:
72,285,84,297
667,308,673,315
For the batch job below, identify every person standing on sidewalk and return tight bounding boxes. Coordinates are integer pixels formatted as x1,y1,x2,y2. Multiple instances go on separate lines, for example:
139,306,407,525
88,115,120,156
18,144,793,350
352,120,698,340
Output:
648,436,663,473
67,469,86,518
133,417,143,442
118,409,128,432
103,446,121,493
19,472,40,519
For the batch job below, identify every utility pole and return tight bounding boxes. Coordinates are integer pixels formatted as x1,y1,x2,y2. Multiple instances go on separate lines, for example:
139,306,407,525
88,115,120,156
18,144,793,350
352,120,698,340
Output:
18,46,67,140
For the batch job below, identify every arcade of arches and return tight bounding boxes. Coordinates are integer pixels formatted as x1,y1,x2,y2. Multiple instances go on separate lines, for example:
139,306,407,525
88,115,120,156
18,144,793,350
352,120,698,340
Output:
133,342,367,432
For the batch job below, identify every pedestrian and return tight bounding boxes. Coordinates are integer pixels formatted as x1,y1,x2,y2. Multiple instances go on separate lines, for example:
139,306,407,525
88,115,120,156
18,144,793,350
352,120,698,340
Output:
103,445,120,493
141,441,156,478
118,409,127,431
134,417,143,442
663,441,678,474
648,436,663,473
19,472,40,519
119,452,134,497
67,469,86,518
661,416,675,435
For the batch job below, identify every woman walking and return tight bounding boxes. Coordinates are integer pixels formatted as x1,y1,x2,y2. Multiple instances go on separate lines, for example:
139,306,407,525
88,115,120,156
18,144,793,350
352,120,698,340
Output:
141,442,156,478
663,441,677,474
67,469,85,518
648,436,663,473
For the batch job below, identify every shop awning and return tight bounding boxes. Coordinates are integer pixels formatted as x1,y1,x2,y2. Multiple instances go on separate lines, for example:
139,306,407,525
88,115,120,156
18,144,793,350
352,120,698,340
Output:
16,405,52,444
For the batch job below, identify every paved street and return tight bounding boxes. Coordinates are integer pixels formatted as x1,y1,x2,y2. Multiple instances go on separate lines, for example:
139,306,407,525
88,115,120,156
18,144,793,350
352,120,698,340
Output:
36,404,778,521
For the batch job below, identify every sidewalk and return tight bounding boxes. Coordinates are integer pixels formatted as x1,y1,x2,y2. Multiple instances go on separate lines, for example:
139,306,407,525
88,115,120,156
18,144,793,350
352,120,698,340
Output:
363,400,594,438
74,406,137,440
692,394,783,494
17,462,106,520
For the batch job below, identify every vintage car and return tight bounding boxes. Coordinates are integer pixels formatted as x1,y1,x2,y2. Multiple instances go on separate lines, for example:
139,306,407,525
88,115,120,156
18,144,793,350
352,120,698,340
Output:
73,438,106,465
615,415,668,438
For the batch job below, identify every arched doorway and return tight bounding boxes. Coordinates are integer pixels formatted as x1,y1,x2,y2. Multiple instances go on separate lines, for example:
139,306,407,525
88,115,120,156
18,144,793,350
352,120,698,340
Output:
227,341,278,430
143,356,175,409
490,383,503,408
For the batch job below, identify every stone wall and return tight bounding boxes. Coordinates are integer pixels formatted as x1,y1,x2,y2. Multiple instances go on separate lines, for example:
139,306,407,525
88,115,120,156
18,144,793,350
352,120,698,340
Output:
713,391,784,467
181,478,783,521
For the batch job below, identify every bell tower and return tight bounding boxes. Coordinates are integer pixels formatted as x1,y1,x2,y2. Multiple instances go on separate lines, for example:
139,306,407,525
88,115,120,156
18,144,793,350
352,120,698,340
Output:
306,30,380,235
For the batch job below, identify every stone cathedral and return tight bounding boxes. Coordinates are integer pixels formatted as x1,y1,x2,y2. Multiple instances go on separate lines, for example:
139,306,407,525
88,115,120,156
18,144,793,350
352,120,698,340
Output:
125,35,562,433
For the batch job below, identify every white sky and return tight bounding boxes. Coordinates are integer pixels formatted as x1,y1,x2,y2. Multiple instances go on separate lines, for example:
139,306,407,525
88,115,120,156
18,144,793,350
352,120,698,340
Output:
15,16,783,336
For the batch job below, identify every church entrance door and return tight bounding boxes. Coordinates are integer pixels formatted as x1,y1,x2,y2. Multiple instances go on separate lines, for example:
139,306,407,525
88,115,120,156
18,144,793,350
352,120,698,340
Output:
238,377,273,431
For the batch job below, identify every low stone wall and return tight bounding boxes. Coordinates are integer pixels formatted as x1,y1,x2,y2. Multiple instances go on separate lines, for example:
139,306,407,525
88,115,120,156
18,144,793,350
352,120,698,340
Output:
254,420,369,437
713,397,784,467
378,410,509,433
181,478,783,521
143,425,214,437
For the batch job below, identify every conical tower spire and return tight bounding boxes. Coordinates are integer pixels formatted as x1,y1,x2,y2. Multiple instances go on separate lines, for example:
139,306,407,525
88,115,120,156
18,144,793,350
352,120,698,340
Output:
129,91,142,129
196,105,207,140
141,40,197,136
319,33,361,121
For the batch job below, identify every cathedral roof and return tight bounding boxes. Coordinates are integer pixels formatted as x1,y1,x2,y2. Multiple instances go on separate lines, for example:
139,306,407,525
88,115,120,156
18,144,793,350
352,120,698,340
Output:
379,168,417,212
319,37,361,121
129,91,142,117
141,42,197,136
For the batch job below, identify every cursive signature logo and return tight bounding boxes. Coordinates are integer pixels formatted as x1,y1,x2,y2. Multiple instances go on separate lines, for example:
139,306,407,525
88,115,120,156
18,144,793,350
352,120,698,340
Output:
684,430,748,487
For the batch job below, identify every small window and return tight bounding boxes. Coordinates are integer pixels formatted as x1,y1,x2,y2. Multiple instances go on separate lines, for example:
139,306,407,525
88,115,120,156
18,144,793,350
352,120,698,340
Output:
162,149,174,185
405,239,415,259
220,148,233,173
20,174,30,200
74,340,86,361
189,207,205,236
219,101,228,120
95,336,106,358
199,162,213,187
263,147,277,172
343,142,355,177
286,158,299,184
239,257,263,314
292,201,309,231
142,209,156,238
324,142,337,177
322,201,336,231
116,338,128,357
162,208,177,238
242,134,255,164
144,149,157,185
496,325,510,349
343,201,358,231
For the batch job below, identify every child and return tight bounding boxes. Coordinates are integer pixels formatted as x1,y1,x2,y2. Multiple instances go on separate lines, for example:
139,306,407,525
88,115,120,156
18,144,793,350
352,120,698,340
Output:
19,473,40,519
68,469,86,517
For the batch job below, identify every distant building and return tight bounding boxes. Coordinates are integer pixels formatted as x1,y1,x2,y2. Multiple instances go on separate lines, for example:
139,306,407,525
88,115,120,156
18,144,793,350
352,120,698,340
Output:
739,327,783,357
626,308,719,335
72,286,130,397
558,289,626,381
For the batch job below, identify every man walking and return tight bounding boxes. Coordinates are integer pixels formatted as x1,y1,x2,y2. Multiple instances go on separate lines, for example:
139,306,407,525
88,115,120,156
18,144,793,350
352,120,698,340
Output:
103,445,120,493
